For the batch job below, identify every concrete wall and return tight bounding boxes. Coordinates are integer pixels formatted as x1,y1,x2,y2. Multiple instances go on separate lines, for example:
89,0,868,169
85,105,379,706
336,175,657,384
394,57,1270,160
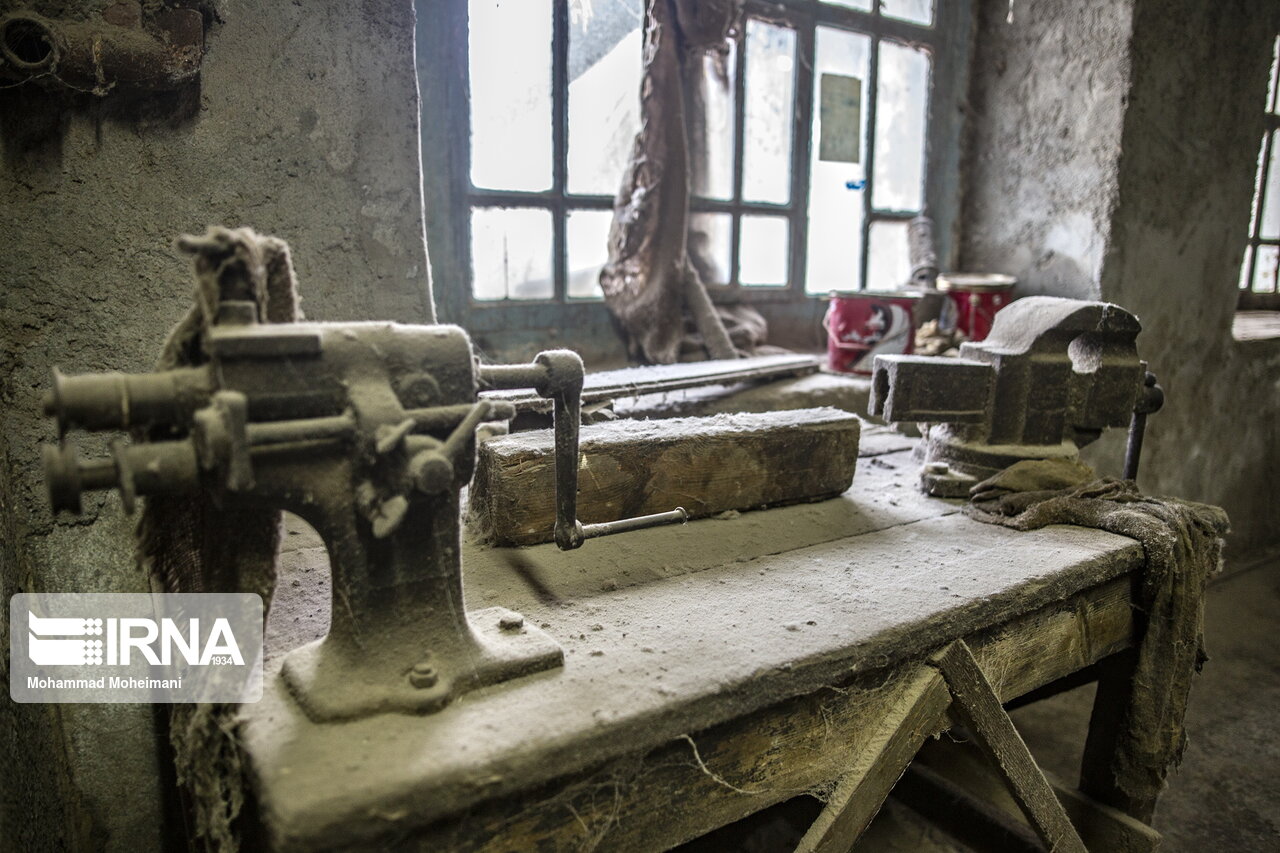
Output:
961,0,1132,300
1101,0,1280,556
0,1,431,848
962,0,1280,555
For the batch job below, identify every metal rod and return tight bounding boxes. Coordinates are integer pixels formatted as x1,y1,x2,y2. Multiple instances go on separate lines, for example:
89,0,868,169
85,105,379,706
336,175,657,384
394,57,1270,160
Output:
551,384,583,550
439,401,494,460
1122,411,1147,481
477,363,549,391
1123,370,1163,481
581,507,689,540
405,401,516,430
247,415,355,445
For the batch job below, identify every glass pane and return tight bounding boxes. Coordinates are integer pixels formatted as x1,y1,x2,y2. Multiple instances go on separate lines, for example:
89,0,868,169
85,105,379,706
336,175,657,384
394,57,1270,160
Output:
1239,245,1253,290
689,212,733,285
873,41,931,212
567,0,644,195
822,0,872,10
566,210,612,299
691,42,737,201
1248,134,1266,235
881,0,934,26
742,19,797,204
469,0,553,191
470,208,553,300
805,27,872,293
1268,35,1279,114
1253,245,1279,293
1260,131,1280,239
866,220,910,291
739,216,789,286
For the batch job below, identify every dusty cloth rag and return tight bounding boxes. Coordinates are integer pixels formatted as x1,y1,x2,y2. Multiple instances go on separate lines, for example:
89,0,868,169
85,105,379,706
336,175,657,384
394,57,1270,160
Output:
965,458,1230,809
601,0,764,363
134,227,301,853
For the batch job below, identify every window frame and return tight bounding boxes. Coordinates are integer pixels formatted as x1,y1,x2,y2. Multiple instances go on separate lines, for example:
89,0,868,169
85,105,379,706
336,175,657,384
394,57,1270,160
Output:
417,0,973,344
1239,35,1280,311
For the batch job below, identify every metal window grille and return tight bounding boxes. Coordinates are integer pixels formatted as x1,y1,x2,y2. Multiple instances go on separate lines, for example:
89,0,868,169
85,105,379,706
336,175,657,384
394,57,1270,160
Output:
419,0,971,339
1239,35,1280,310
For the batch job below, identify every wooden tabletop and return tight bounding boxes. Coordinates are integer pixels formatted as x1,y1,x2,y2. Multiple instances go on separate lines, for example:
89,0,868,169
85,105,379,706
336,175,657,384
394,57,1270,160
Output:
243,430,1144,851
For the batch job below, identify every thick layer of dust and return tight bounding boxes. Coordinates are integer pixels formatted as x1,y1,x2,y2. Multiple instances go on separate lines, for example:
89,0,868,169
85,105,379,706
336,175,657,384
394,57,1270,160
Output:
241,448,1143,851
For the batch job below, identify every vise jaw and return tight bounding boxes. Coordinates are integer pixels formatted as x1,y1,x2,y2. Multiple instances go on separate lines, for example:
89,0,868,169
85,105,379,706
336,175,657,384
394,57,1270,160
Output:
869,297,1147,497
43,299,684,722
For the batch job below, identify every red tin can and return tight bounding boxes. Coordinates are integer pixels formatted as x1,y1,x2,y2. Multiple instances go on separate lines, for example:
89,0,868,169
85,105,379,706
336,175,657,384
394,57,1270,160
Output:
937,273,1017,342
824,291,923,375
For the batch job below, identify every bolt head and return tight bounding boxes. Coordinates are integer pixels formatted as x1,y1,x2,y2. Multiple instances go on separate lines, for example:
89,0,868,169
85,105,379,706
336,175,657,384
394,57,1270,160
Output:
409,662,438,688
498,614,524,631
925,462,950,475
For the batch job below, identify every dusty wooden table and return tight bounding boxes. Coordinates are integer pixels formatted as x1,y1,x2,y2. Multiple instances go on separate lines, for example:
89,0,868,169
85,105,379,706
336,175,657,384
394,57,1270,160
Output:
243,430,1163,851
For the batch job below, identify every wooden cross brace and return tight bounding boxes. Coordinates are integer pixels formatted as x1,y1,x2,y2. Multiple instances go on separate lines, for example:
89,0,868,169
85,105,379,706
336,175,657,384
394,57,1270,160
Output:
795,640,1090,853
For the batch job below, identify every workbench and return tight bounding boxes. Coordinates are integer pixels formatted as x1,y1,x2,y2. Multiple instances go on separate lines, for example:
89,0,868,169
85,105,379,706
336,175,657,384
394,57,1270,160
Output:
243,427,1166,851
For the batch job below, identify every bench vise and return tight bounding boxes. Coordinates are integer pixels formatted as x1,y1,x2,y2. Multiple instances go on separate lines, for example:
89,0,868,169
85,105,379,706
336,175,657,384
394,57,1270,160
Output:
869,296,1162,497
42,300,684,722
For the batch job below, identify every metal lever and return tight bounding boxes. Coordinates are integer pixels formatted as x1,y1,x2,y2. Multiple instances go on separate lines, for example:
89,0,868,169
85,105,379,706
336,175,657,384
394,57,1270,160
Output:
1122,369,1164,481
479,352,689,551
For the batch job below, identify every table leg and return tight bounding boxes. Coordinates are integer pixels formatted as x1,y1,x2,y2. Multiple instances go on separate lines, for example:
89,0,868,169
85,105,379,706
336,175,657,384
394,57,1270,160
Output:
1078,648,1161,822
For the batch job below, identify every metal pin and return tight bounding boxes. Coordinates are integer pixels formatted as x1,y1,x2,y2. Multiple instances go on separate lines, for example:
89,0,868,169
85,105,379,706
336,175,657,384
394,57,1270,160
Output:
580,507,689,541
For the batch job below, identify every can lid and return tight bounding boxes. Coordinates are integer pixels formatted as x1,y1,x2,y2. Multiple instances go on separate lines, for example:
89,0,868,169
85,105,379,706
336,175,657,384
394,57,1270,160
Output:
824,289,926,300
936,273,1017,292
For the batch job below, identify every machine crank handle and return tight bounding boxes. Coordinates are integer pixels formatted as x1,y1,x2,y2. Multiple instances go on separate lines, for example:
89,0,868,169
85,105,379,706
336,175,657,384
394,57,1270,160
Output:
478,351,691,550
532,351,687,550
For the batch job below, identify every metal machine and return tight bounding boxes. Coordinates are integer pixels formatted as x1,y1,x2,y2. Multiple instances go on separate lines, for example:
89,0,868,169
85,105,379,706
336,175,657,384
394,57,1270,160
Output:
42,295,684,723
869,296,1164,496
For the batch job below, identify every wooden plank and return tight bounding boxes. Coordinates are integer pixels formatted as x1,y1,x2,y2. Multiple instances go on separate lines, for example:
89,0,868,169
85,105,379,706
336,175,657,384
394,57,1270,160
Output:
469,407,859,546
930,641,1088,853
1054,779,1161,852
910,738,1161,853
481,354,822,413
793,666,951,853
894,762,1044,852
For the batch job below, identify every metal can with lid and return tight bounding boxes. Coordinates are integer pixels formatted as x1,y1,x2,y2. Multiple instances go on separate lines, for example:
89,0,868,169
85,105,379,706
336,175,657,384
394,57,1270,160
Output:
937,273,1017,342
823,291,924,375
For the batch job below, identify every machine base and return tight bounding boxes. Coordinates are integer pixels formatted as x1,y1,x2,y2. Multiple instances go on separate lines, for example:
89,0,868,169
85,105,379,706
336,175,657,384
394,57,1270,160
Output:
917,432,1083,499
280,606,563,723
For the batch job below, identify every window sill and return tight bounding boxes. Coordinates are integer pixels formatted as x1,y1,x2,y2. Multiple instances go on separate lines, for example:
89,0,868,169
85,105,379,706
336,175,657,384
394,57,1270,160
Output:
1232,311,1280,342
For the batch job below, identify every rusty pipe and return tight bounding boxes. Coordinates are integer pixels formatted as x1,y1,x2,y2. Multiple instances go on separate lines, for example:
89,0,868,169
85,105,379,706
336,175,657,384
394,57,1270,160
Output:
0,9,203,93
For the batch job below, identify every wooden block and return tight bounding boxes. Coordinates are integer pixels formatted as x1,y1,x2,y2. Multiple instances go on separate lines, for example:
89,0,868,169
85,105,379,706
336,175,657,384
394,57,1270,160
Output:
469,407,860,546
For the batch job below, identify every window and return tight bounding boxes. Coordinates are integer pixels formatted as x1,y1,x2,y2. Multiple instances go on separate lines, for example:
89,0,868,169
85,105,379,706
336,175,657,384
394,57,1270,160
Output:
1240,35,1280,310
419,1,970,352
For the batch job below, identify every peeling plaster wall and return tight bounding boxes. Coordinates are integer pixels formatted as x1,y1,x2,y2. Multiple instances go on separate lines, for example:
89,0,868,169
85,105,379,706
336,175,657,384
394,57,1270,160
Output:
962,0,1280,554
1099,0,1280,555
0,1,431,849
960,0,1132,299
